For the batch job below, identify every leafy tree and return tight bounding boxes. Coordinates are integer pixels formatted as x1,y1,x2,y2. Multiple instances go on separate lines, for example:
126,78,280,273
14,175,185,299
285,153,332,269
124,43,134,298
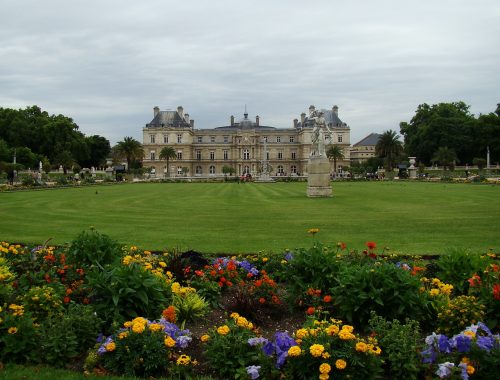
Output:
81,135,111,168
159,146,177,176
432,147,458,170
326,145,345,174
0,138,11,163
222,165,236,177
113,137,144,172
472,157,487,171
400,102,477,165
375,130,403,171
55,150,75,174
15,146,38,168
475,111,500,164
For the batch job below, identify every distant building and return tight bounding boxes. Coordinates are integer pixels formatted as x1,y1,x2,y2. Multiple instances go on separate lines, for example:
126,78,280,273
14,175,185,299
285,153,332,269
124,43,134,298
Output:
142,105,351,177
350,133,381,163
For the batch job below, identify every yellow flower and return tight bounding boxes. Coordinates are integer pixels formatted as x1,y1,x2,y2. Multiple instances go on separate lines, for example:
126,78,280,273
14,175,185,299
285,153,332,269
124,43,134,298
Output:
319,363,331,374
308,228,320,235
176,354,191,366
149,323,163,332
466,365,475,375
159,261,167,267
8,327,18,334
341,325,354,333
217,325,230,335
356,342,368,352
164,336,176,347
319,374,329,380
171,282,181,294
338,330,355,340
262,257,269,262
296,328,309,339
326,325,339,335
288,346,302,357
118,331,129,339
335,359,347,370
132,323,145,334
370,346,382,355
105,342,116,352
230,312,240,319
124,321,132,328
200,334,210,342
236,316,249,328
310,344,325,357
322,352,331,359
429,289,440,297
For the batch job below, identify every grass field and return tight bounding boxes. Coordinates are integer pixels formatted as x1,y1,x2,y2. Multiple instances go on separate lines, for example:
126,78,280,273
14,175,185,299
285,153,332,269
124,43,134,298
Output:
0,181,498,254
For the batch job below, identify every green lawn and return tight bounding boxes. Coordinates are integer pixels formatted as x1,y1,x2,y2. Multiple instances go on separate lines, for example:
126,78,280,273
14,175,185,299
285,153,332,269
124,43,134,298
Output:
0,181,498,254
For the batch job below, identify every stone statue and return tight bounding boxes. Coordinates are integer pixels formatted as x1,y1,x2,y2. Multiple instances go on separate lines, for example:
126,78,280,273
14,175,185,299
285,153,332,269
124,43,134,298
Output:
309,110,333,157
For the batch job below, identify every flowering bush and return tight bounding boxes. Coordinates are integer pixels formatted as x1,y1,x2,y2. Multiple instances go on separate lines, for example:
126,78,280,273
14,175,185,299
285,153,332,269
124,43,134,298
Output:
22,285,64,322
283,318,383,379
467,262,500,329
0,304,38,363
94,316,193,377
66,228,122,268
421,322,500,379
437,295,486,335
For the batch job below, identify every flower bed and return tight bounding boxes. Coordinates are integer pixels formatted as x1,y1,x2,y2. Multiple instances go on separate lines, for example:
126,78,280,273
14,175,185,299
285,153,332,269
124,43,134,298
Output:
1,229,499,379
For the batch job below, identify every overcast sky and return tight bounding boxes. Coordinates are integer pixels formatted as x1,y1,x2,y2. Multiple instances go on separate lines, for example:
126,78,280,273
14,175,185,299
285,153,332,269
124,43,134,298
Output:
1,0,499,145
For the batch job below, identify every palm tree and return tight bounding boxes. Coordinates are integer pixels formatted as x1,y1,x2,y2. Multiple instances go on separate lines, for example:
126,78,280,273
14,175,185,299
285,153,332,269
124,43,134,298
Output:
375,130,403,171
432,147,458,170
159,146,177,176
114,137,144,172
326,145,344,175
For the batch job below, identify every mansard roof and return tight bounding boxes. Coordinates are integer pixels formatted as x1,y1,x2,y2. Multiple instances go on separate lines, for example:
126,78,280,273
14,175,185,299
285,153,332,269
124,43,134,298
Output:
146,110,191,128
353,133,382,147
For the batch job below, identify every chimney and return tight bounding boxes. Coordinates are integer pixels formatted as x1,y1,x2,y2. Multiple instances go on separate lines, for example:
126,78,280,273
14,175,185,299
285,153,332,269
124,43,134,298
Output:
190,120,194,128
300,113,306,124
256,115,260,126
177,106,184,117
293,118,298,128
332,105,339,115
230,115,234,126
309,105,315,113
153,106,159,117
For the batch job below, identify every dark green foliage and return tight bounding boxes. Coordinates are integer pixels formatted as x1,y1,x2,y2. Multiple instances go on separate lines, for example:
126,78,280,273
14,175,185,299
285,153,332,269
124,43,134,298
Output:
87,263,171,328
331,262,430,330
434,248,490,294
67,229,122,268
369,313,422,380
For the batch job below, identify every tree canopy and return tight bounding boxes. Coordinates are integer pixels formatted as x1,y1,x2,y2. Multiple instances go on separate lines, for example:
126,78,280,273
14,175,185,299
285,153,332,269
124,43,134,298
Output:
0,105,110,170
113,137,144,171
400,102,499,165
375,130,403,171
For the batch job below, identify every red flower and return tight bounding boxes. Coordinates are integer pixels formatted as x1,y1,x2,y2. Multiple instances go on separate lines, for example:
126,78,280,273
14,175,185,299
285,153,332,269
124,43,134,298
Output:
259,298,266,304
306,307,315,315
366,242,377,250
339,242,347,250
162,306,177,323
493,284,500,301
63,296,71,303
323,295,332,303
468,274,482,287
411,266,425,276
247,272,254,278
195,270,203,276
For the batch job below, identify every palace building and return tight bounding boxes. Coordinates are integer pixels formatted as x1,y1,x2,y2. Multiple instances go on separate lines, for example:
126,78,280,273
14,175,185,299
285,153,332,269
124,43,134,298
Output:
142,105,350,177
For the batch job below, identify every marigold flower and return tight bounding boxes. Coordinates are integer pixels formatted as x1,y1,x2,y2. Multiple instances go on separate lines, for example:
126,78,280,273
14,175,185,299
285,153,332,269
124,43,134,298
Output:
149,323,163,332
296,328,309,339
493,284,500,300
217,325,230,335
132,323,145,334
335,359,347,370
338,330,355,340
164,336,176,347
466,365,475,375
162,306,177,323
319,363,331,374
319,374,329,380
356,342,368,352
310,344,325,357
200,334,210,342
230,312,240,319
326,325,339,335
176,354,191,366
8,327,18,334
322,352,331,359
105,342,116,352
341,325,354,333
323,295,332,303
288,345,302,357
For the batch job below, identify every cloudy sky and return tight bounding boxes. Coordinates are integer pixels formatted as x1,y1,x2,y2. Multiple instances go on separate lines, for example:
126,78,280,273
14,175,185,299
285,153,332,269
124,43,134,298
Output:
1,0,499,145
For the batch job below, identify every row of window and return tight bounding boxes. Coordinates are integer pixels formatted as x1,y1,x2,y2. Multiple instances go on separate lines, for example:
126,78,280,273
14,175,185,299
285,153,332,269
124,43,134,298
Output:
150,134,344,144
151,150,299,161
192,165,299,175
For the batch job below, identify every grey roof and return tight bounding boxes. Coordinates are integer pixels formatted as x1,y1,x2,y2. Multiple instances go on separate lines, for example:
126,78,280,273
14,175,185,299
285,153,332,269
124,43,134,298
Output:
353,133,382,147
146,110,190,128
299,108,348,129
214,125,277,131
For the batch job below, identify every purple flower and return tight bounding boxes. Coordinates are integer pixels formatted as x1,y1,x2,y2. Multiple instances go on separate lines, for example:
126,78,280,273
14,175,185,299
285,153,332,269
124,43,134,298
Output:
477,322,492,336
176,335,192,348
262,341,276,356
436,362,454,378
246,365,261,379
248,337,268,346
284,252,293,261
458,362,469,380
97,336,114,355
273,332,296,368
476,335,493,352
451,334,472,353
438,335,452,353
421,346,437,364
96,333,104,343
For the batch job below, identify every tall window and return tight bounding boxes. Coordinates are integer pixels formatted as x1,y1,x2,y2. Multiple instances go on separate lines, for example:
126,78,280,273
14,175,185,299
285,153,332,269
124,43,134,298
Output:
223,150,229,160
243,166,250,174
210,136,215,143
266,152,270,160
177,166,182,175
291,151,296,160
150,151,155,160
210,151,215,160
289,136,295,143
163,135,168,143
338,135,343,143
209,165,216,174
150,135,155,143
177,151,182,160
243,149,250,160
196,150,201,160
291,165,297,174
177,134,182,143
277,165,284,174
196,166,202,174
276,136,281,142
278,151,283,160
263,136,268,142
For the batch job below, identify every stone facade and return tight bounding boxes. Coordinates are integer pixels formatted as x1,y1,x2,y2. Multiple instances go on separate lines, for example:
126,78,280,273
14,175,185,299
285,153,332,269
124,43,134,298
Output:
142,105,350,178
349,133,381,163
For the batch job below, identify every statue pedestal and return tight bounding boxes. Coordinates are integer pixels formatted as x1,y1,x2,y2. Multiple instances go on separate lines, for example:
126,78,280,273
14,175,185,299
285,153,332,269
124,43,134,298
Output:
307,156,332,197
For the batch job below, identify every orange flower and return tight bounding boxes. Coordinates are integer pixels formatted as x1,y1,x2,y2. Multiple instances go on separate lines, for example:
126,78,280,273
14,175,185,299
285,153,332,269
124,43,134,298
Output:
162,306,177,323
493,284,500,300
366,241,377,250
338,241,347,250
306,307,315,315
323,295,332,303
259,298,266,304
63,296,71,303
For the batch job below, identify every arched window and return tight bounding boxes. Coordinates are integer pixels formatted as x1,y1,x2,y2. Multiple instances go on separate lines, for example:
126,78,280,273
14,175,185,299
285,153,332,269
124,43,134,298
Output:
290,165,297,174
243,165,250,174
277,165,284,174
196,166,202,174
209,165,216,174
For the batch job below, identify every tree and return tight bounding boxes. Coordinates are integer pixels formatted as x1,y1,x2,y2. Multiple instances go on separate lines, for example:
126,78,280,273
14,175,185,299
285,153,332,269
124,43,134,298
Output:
432,147,458,170
81,135,111,168
400,102,477,165
375,130,403,171
114,137,144,172
222,165,236,177
159,146,177,176
472,157,487,171
326,145,344,174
